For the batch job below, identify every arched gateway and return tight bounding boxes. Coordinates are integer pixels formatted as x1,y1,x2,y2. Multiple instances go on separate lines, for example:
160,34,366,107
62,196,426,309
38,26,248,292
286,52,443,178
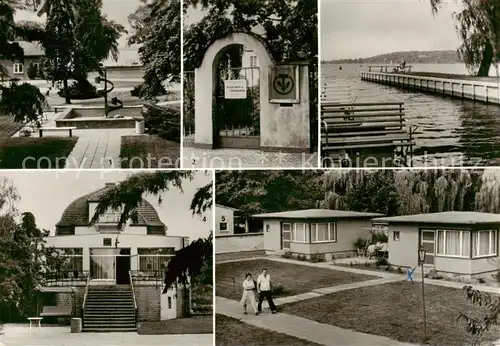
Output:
194,32,311,152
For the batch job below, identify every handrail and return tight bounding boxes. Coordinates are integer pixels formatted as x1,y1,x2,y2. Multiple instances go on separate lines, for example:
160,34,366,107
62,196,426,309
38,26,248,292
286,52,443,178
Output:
81,273,91,317
129,270,138,327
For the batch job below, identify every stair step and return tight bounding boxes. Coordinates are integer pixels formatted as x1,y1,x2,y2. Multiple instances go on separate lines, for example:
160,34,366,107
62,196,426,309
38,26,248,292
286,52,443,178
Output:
82,328,137,332
84,317,135,321
83,322,136,327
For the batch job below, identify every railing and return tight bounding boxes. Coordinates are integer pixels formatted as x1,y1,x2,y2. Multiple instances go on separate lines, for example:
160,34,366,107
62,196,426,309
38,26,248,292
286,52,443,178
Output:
360,71,500,104
45,270,90,287
129,270,138,327
129,270,165,290
81,273,92,318
368,65,412,73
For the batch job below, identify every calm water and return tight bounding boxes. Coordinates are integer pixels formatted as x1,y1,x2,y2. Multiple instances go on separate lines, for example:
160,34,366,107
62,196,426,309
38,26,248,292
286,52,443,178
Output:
322,63,500,166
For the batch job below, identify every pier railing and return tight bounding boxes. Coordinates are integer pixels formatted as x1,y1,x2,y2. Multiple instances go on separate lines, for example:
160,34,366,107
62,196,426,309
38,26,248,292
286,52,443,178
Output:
321,101,416,167
368,65,412,73
360,71,499,105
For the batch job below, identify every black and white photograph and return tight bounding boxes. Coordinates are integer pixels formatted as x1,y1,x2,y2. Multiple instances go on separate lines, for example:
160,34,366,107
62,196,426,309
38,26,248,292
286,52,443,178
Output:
0,170,213,345
182,0,318,169
320,0,500,168
0,0,181,170
214,169,500,346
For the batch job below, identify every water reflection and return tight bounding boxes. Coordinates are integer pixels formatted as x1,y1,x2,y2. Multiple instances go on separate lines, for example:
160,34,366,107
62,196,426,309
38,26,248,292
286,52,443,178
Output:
322,64,500,166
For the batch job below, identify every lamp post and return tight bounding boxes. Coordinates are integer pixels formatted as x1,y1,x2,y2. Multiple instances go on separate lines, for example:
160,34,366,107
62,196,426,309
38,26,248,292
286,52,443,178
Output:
418,247,427,343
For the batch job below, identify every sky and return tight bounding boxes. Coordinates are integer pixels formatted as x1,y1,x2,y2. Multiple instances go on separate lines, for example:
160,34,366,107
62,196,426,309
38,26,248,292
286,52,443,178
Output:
0,170,213,241
321,0,462,60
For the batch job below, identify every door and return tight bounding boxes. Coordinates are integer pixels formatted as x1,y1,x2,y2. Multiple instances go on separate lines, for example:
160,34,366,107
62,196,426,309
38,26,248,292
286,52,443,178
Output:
281,222,291,250
90,248,119,279
115,249,131,284
419,230,435,265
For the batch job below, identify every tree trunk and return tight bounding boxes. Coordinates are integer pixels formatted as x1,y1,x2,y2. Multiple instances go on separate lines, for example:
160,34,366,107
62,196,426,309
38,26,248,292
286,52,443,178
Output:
63,74,71,104
477,42,493,77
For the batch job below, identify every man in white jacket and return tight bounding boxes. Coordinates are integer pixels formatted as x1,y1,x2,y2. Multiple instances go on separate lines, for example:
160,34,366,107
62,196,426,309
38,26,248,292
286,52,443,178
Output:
256,269,277,314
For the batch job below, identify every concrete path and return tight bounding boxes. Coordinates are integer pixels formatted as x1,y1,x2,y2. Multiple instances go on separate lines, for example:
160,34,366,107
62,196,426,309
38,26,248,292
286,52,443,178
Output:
217,296,415,346
0,325,211,346
182,147,318,169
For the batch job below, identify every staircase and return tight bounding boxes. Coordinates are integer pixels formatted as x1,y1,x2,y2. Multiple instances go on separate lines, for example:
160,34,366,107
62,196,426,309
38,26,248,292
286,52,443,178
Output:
82,285,137,332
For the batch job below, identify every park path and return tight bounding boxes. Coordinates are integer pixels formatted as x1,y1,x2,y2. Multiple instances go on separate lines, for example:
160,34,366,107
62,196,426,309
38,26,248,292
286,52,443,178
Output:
216,296,415,346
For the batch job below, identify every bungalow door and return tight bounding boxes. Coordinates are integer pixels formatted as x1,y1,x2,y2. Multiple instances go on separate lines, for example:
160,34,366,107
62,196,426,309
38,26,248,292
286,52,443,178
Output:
281,222,291,251
419,230,435,265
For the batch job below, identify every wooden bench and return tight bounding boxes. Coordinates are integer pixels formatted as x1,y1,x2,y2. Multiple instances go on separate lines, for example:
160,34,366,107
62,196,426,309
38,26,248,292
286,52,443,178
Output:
321,101,416,166
39,306,72,318
38,127,77,138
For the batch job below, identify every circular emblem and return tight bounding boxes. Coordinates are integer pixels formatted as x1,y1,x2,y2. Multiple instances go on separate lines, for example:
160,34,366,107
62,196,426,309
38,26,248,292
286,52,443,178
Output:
273,74,294,95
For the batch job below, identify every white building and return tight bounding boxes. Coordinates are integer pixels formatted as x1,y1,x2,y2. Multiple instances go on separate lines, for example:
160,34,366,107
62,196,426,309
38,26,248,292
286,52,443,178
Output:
215,204,237,235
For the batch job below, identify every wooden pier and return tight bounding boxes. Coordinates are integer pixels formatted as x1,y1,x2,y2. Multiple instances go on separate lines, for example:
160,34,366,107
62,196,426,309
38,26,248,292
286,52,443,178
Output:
361,71,500,105
368,65,412,73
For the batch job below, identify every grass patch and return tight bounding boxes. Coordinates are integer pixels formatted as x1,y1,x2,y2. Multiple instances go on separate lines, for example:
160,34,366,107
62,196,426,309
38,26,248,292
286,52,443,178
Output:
138,315,212,335
216,259,376,300
283,281,500,346
216,314,321,346
0,137,78,168
0,115,23,138
120,135,180,168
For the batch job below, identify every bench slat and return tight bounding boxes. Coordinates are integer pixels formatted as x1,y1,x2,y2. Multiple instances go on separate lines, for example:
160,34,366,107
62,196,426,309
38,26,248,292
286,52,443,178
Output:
323,129,406,137
322,134,411,145
322,122,403,130
322,112,405,119
321,102,404,107
323,141,416,151
324,117,403,125
321,107,404,113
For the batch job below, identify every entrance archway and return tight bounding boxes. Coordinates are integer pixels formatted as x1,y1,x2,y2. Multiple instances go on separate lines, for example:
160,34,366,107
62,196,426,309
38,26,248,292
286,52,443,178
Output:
193,31,311,152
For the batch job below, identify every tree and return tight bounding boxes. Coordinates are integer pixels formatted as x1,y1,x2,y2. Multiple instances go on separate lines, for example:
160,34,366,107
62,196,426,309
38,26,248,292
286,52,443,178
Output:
183,0,318,71
431,0,500,77
128,0,180,99
457,285,500,346
40,0,126,103
0,0,47,123
88,171,213,315
215,170,324,218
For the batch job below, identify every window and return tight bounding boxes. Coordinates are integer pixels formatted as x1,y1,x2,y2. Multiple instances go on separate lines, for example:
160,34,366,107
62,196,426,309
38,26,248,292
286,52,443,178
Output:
147,226,166,235
310,223,336,243
393,231,400,241
219,222,228,231
103,238,112,246
250,56,257,67
168,297,172,309
99,206,122,223
13,63,23,74
138,248,175,272
292,223,308,243
436,230,470,257
55,248,83,273
473,230,497,258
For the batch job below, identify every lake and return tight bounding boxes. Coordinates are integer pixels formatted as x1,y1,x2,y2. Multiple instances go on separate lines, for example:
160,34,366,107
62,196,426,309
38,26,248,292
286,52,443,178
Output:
321,63,500,167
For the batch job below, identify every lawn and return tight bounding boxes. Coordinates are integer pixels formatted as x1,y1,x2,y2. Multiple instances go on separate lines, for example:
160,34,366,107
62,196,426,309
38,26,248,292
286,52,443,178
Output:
216,314,321,346
120,135,180,168
283,281,500,346
0,115,23,138
0,137,78,168
138,315,213,335
216,259,376,300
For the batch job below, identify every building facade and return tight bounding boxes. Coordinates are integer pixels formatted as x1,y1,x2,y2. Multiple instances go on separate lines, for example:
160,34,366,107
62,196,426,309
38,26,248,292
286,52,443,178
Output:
1,41,44,80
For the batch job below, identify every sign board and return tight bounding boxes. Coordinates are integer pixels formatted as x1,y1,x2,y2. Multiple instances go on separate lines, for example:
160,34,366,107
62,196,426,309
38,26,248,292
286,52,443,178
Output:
269,65,300,104
224,79,247,99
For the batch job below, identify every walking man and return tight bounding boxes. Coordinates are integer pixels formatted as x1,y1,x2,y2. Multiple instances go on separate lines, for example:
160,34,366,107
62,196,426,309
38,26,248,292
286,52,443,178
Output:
257,268,277,314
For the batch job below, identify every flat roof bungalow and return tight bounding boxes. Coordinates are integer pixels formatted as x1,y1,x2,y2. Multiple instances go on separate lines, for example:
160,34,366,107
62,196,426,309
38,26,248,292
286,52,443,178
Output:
373,211,500,276
252,209,384,258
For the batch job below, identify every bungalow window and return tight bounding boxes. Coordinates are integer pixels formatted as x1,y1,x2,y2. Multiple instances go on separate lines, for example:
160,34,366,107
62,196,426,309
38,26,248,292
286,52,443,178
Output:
393,231,400,241
311,223,336,243
55,248,83,274
13,63,23,74
473,230,497,258
436,230,470,257
219,222,228,231
138,248,174,271
292,223,308,243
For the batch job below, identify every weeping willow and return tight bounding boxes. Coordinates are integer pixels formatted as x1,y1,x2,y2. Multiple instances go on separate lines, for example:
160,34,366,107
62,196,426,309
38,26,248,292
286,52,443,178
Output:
322,169,486,215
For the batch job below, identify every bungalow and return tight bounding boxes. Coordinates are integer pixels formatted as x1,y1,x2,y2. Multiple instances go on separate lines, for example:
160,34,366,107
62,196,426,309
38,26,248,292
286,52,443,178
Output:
1,41,44,80
42,182,188,331
252,209,384,259
372,211,500,277
215,204,237,235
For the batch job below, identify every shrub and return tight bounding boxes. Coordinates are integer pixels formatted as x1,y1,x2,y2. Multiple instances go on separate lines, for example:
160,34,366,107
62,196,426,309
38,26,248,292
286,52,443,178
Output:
57,79,97,99
349,261,354,266
372,233,388,243
281,251,292,259
310,253,325,263
271,284,285,296
375,257,389,267
353,237,367,250
142,103,180,142
478,277,486,284
27,63,38,80
396,266,403,274
297,254,306,261
385,265,392,272
364,261,370,266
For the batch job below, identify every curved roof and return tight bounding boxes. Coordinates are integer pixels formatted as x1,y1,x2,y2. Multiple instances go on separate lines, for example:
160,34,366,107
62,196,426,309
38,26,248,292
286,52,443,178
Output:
56,184,165,227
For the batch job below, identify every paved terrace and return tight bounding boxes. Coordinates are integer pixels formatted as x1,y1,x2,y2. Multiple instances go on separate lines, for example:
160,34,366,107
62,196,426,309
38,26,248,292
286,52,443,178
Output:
0,325,211,346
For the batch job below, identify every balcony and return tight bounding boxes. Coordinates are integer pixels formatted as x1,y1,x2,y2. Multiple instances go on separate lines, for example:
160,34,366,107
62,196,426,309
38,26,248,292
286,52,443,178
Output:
44,270,90,287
